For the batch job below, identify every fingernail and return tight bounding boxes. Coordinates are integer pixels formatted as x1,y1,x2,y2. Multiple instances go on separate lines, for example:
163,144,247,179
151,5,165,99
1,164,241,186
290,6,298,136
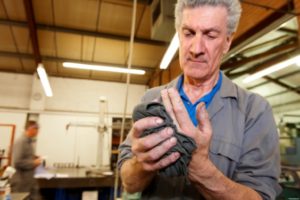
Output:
156,118,163,124
166,128,173,136
170,137,177,144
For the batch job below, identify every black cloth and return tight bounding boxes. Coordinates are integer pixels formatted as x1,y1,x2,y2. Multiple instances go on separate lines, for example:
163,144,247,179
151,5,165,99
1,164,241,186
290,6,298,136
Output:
132,102,197,177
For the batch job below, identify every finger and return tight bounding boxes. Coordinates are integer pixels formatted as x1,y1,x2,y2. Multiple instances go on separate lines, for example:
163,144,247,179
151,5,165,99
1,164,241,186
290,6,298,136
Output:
196,102,212,134
142,152,180,171
167,88,194,130
132,127,173,153
136,136,177,162
161,89,176,122
132,116,163,138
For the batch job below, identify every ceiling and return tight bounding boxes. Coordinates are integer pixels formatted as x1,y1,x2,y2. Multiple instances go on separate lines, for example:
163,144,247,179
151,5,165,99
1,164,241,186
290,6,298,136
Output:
0,0,300,118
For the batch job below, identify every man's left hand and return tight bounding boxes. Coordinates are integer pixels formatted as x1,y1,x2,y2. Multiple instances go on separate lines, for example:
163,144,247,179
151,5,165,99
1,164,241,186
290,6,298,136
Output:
160,88,213,170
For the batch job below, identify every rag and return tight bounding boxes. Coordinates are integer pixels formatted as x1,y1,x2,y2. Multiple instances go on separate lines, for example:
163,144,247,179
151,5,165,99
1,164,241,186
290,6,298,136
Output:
132,102,197,177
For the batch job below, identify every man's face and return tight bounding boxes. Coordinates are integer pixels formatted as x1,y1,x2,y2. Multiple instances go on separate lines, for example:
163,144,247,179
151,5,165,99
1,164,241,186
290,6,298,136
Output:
27,126,39,137
178,5,233,82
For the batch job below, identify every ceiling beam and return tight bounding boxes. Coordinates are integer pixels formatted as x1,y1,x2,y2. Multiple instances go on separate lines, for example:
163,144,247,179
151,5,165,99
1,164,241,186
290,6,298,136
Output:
0,51,154,73
242,48,300,75
236,35,294,55
222,41,297,72
264,76,300,95
0,18,167,47
245,70,300,91
225,1,295,61
23,0,41,65
294,0,300,45
277,27,298,36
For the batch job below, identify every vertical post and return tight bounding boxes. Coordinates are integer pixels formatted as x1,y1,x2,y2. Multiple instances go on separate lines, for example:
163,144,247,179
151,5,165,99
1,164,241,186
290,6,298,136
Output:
295,0,300,46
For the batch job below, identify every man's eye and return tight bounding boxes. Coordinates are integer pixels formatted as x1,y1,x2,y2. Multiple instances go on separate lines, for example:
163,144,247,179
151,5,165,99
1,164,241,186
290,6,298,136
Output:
183,30,193,37
207,34,217,39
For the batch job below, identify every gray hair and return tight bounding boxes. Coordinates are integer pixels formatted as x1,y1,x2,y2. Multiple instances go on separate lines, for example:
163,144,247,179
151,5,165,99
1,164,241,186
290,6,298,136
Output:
175,0,242,35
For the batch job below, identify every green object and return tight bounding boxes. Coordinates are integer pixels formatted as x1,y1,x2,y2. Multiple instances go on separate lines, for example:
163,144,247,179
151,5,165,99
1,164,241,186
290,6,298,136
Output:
122,192,141,200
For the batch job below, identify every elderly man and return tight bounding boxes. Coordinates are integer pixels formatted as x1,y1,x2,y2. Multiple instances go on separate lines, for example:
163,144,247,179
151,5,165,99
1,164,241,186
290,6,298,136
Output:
118,0,281,199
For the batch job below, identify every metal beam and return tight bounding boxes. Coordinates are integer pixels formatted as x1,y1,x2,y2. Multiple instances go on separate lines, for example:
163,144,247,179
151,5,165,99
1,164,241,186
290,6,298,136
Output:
0,51,154,72
0,18,167,47
294,0,300,45
244,48,300,75
264,76,300,95
225,2,295,61
222,41,297,71
277,27,298,36
23,0,41,65
245,70,300,91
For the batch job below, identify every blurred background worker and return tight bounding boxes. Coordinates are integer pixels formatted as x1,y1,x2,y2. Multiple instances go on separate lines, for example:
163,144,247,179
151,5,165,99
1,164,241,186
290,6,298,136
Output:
11,120,42,200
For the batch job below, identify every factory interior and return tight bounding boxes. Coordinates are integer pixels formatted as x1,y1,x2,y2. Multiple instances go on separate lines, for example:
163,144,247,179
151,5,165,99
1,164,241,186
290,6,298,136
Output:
0,0,300,199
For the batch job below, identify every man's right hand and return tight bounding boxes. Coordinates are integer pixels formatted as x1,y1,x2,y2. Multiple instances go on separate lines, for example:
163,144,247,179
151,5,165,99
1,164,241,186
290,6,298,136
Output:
33,157,42,167
131,116,180,172
120,116,180,193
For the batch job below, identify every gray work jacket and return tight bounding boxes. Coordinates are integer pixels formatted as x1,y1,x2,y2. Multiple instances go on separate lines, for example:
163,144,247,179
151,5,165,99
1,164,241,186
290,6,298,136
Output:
118,72,281,200
11,134,38,193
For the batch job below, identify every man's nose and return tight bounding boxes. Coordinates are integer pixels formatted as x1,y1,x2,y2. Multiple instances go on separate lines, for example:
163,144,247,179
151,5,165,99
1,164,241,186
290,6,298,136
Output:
190,34,205,56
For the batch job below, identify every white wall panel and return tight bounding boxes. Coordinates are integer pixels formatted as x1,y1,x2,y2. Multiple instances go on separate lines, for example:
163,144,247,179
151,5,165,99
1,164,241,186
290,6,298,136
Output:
47,76,147,114
0,72,32,109
37,113,101,167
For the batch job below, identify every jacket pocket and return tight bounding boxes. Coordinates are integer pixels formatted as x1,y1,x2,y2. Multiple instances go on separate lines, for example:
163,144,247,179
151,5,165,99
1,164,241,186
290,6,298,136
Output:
209,139,241,177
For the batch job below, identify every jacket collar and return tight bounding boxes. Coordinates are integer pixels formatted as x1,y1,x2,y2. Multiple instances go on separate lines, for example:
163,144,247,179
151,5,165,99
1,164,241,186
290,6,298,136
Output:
163,71,238,119
165,71,237,99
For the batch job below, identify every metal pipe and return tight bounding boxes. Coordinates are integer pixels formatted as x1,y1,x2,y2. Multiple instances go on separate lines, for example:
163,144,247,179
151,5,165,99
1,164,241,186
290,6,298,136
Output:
114,0,138,199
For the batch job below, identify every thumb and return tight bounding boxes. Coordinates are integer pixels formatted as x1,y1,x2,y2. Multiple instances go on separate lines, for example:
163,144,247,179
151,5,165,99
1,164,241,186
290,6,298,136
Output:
196,103,211,134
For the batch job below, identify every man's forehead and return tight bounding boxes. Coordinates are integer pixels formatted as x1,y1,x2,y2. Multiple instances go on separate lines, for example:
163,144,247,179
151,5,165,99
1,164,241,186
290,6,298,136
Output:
181,6,228,29
28,124,39,129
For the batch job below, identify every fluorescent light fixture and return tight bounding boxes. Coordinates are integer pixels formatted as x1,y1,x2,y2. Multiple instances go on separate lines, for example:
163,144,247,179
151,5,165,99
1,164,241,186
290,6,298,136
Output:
160,32,179,69
37,63,53,97
62,62,145,75
243,55,300,83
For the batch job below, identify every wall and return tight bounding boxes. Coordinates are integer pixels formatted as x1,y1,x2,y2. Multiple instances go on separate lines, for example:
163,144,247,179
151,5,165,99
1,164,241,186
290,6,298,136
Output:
0,72,147,168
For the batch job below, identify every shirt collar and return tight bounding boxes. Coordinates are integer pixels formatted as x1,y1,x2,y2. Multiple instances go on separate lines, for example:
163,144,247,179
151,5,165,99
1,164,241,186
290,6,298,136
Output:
177,72,222,104
167,71,237,99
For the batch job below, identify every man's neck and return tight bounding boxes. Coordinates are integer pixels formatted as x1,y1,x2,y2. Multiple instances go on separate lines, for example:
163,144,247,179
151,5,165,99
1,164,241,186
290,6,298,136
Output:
183,73,220,104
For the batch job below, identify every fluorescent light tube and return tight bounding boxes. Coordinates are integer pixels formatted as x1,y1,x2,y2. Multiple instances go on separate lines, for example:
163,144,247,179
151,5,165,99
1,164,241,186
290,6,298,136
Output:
243,55,300,83
160,32,179,69
62,62,145,75
37,63,53,97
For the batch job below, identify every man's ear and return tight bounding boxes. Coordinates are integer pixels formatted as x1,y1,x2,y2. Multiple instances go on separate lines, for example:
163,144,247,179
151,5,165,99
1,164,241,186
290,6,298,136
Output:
223,33,234,54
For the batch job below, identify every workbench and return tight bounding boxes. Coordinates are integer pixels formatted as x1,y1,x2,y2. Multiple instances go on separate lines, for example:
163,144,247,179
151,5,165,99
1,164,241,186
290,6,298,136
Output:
37,168,115,188
11,192,29,200
35,168,118,200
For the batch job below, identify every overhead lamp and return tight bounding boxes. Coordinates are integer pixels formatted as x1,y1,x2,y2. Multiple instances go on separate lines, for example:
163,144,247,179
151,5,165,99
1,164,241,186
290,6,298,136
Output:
243,55,300,83
160,32,179,69
37,63,53,97
62,62,145,75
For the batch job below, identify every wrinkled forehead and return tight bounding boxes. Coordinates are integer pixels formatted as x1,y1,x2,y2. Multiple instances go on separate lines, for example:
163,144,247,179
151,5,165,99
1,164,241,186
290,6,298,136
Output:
28,124,39,129
181,6,229,28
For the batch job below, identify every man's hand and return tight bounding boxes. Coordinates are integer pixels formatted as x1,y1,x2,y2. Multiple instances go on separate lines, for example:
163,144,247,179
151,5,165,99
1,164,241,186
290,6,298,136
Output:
121,113,180,193
161,88,262,200
33,157,42,167
161,88,213,166
131,116,180,172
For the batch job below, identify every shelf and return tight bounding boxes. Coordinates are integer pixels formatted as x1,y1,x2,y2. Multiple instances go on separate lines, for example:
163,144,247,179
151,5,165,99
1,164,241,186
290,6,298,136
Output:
111,150,119,154
110,117,132,170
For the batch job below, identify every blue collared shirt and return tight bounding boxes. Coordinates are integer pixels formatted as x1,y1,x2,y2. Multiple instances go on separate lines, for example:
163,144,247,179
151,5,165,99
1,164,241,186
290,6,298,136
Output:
177,72,222,126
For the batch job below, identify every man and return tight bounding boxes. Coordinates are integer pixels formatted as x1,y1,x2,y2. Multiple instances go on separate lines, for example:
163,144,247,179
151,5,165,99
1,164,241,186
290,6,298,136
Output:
118,0,281,199
11,120,42,200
